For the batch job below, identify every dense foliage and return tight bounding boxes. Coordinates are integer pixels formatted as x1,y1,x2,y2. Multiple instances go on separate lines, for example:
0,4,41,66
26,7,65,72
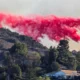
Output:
0,40,80,80
9,42,28,56
0,29,80,80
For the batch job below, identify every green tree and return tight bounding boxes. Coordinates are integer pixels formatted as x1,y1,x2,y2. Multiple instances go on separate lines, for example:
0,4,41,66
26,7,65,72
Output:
51,62,60,71
76,64,80,71
9,64,22,79
26,67,37,80
0,66,6,73
0,72,7,80
76,51,80,63
37,76,43,80
0,67,7,80
9,42,28,56
57,40,77,70
67,56,77,70
57,40,71,65
75,51,80,71
4,52,13,66
44,77,51,80
31,52,41,60
37,76,51,80
48,46,58,65
32,52,41,67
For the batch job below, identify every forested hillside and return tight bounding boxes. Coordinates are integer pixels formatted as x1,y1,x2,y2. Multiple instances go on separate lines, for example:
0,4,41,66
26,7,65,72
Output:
0,28,80,80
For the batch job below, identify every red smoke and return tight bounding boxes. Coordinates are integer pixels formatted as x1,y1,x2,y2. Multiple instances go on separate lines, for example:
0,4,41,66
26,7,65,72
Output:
0,13,80,42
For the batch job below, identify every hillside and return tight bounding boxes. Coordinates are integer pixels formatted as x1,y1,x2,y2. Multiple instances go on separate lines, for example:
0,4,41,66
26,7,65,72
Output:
0,28,79,80
0,28,48,54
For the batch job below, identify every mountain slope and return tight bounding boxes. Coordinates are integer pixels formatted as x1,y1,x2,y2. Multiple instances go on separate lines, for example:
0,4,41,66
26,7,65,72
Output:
0,28,47,50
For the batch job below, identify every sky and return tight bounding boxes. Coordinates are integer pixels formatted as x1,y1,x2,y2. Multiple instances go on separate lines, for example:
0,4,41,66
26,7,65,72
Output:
0,0,80,50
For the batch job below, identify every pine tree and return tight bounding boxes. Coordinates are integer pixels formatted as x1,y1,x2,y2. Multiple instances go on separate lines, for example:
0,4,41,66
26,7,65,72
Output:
57,40,70,65
48,46,58,65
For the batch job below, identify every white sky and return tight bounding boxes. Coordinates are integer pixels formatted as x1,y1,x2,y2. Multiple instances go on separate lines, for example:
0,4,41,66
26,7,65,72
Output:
0,0,80,50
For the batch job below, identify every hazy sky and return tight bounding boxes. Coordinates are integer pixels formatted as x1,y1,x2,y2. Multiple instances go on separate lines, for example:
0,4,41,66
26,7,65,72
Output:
0,0,80,50
0,0,80,17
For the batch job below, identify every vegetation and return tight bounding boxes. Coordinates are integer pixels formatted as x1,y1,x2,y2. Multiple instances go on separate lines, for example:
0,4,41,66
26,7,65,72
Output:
57,40,70,64
76,64,80,71
67,56,77,70
76,51,80,63
37,76,51,80
1,40,79,80
57,40,77,70
9,64,22,78
9,42,28,56
51,62,60,71
0,29,80,80
48,46,58,63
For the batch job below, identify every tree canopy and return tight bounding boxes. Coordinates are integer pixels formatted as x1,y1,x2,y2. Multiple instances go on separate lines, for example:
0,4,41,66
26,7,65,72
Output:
9,42,28,56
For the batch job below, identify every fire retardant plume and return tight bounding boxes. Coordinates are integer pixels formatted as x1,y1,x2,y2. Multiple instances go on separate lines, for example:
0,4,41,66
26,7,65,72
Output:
0,13,80,42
